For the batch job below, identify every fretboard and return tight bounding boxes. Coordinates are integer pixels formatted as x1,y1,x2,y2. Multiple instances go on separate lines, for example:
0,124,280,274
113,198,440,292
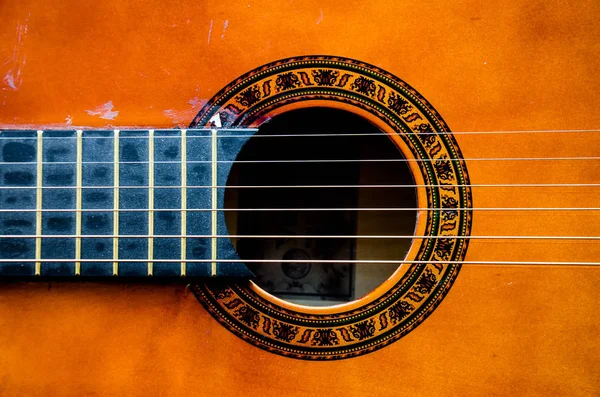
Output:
0,128,257,278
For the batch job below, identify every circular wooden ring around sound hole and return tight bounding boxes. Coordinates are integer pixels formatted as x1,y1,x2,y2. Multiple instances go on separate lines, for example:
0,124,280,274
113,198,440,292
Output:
190,56,473,360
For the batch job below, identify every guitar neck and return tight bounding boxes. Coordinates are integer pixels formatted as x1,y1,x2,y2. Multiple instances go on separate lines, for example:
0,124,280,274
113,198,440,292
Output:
0,128,257,279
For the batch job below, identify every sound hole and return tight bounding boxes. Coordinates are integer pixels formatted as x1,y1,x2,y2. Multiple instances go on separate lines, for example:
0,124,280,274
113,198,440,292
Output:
225,108,417,306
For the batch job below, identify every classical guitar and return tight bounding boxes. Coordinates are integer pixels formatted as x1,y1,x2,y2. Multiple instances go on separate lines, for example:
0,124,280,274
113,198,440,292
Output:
0,1,598,396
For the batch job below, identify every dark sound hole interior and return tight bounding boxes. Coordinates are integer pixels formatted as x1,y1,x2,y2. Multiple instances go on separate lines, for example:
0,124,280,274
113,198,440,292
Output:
224,108,417,306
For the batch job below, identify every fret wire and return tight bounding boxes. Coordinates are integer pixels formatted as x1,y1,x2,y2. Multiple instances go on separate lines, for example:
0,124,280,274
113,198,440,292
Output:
147,129,154,277
35,130,43,276
0,258,597,266
74,130,83,275
180,129,187,277
211,128,217,277
113,130,120,276
1,183,599,190
1,234,596,240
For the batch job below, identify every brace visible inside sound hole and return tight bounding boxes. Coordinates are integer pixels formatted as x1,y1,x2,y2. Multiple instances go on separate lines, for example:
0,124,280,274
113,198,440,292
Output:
224,108,417,306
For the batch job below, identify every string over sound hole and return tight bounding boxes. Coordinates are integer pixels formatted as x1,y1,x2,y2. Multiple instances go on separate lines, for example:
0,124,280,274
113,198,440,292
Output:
224,108,417,306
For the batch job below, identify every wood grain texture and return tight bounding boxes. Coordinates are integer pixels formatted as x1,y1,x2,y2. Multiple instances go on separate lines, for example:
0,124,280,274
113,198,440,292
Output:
0,0,599,395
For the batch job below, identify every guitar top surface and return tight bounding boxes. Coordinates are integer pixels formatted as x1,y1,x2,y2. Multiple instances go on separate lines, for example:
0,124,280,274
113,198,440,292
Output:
0,0,599,396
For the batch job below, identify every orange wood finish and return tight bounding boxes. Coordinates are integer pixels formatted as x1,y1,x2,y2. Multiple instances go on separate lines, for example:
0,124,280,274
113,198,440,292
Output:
1,0,599,396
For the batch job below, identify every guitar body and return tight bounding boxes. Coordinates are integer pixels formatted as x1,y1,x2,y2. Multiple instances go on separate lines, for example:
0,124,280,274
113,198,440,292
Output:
1,1,599,396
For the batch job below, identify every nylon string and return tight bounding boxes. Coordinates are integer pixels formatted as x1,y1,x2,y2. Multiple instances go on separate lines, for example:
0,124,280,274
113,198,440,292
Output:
0,128,597,268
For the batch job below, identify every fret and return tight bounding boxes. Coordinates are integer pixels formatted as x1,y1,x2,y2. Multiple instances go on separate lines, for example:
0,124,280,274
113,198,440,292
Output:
80,130,114,277
75,130,82,275
35,130,43,275
181,129,187,277
185,130,212,276
118,130,149,277
148,129,154,276
113,130,119,276
0,130,38,276
215,130,255,276
40,130,77,276
152,130,182,276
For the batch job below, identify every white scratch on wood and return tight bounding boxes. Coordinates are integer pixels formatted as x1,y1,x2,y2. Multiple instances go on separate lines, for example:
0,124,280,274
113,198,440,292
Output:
207,20,214,44
221,20,229,39
316,9,324,24
2,13,30,91
85,101,119,120
164,88,206,126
